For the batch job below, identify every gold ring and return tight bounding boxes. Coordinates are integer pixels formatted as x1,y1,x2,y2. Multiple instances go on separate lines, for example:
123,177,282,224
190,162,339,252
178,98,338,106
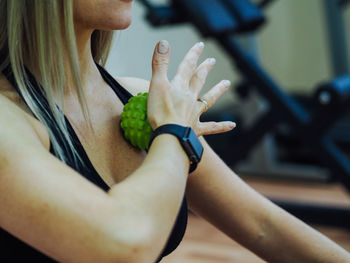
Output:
197,98,209,110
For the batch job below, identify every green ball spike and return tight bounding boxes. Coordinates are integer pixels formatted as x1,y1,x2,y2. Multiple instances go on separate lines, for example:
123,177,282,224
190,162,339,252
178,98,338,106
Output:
120,92,153,150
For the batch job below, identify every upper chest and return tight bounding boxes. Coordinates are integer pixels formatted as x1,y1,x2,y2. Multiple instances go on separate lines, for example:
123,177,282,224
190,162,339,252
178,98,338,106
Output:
65,87,146,186
0,74,147,187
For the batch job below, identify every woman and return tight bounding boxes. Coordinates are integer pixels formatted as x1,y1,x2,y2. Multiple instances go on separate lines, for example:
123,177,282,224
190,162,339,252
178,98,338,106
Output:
0,0,349,262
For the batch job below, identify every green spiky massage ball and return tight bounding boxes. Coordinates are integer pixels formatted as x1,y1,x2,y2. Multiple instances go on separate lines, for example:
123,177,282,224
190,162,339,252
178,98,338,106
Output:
120,92,153,150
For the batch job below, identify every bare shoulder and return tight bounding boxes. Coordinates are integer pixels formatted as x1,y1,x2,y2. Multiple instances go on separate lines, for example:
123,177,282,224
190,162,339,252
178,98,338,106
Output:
115,77,150,96
0,74,50,150
0,93,45,153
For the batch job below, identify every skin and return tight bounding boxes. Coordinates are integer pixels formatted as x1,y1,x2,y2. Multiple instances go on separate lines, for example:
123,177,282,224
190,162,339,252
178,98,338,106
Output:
0,0,349,262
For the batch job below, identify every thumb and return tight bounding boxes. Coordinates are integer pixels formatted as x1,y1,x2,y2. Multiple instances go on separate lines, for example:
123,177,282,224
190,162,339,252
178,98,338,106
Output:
151,40,170,80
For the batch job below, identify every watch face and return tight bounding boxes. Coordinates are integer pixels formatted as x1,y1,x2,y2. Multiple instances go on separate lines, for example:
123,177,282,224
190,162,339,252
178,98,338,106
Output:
183,128,204,162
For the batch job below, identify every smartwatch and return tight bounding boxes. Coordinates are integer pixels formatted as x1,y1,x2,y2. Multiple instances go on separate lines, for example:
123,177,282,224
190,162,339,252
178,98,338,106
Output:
149,124,203,173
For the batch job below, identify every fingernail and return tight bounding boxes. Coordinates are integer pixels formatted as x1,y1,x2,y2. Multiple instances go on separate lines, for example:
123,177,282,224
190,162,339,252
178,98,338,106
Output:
209,58,216,65
158,40,169,54
230,122,236,128
223,80,231,86
198,42,205,49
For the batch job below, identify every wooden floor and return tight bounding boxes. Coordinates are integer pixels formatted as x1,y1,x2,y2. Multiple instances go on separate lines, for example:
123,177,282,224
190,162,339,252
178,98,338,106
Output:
162,177,350,263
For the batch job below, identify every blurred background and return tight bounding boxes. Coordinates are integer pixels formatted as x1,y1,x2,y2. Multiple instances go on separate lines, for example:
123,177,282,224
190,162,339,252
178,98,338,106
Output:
106,0,350,262
107,0,338,102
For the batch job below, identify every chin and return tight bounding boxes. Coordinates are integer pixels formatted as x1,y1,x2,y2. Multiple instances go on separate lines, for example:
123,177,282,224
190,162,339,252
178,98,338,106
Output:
105,10,132,30
116,16,132,30
74,1,133,32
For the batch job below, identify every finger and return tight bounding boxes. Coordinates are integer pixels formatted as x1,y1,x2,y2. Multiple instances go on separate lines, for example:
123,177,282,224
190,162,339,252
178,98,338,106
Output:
198,80,231,114
197,121,236,136
173,42,205,84
189,58,216,93
151,40,171,82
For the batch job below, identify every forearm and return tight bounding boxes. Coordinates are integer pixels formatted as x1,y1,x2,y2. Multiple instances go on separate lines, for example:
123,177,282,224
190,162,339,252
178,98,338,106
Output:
255,203,350,263
187,138,350,263
108,134,189,256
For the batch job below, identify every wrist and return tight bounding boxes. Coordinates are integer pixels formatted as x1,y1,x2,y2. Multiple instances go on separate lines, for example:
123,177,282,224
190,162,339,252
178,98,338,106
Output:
148,116,188,130
149,124,203,173
151,133,190,169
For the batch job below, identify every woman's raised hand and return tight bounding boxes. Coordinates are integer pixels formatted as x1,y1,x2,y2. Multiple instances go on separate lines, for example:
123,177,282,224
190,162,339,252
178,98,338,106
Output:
147,40,236,137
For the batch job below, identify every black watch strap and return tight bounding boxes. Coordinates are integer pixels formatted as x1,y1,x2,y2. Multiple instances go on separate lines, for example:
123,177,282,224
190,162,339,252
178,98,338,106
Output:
149,124,203,173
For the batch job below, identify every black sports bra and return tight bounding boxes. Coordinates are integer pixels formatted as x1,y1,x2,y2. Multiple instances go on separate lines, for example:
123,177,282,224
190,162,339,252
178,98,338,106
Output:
1,64,187,262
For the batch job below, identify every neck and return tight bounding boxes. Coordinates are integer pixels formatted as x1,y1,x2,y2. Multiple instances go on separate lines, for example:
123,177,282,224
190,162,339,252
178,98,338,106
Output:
64,28,102,98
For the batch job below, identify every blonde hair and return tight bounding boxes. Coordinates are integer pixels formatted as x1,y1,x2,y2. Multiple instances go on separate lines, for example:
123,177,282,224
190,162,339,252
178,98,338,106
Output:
0,0,114,166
